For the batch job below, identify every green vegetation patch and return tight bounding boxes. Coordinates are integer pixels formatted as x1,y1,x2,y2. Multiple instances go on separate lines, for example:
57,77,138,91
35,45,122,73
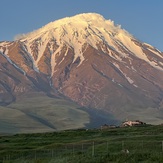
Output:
0,92,90,133
1,125,163,162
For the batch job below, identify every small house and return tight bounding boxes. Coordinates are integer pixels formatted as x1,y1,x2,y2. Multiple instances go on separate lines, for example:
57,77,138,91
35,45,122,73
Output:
122,120,146,127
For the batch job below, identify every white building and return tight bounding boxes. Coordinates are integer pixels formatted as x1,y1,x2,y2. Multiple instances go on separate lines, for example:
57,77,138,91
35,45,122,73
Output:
122,120,146,127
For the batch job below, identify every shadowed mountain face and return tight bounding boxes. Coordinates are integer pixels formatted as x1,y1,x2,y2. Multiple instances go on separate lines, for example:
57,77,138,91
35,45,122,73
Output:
0,13,163,132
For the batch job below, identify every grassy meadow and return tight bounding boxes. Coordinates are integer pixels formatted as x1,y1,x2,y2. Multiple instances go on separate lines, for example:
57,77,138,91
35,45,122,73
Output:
0,92,117,134
0,92,90,133
1,125,163,162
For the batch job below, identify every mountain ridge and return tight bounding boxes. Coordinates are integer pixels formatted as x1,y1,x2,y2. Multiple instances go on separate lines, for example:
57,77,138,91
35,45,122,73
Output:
0,13,163,133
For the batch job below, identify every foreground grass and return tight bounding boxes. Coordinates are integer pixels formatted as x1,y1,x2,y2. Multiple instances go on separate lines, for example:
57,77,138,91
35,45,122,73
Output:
1,125,163,162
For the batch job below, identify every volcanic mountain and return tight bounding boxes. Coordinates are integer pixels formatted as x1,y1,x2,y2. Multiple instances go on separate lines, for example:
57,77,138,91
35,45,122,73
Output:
0,13,163,133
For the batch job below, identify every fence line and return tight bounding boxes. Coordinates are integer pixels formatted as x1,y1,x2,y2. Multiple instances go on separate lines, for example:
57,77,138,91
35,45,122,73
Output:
1,140,163,162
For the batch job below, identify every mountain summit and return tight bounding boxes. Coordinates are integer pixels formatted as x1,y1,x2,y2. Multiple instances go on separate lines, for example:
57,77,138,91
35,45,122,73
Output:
0,13,163,133
18,13,133,74
18,13,163,74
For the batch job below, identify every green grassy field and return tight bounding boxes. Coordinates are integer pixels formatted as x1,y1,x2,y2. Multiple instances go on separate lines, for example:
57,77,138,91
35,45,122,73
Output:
0,92,90,133
1,125,163,162
0,92,117,134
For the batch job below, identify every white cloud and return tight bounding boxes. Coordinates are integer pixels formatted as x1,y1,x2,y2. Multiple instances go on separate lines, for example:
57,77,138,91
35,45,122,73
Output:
14,33,27,40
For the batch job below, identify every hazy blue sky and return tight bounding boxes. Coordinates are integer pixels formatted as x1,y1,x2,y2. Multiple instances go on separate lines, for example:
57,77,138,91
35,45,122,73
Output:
0,0,162,51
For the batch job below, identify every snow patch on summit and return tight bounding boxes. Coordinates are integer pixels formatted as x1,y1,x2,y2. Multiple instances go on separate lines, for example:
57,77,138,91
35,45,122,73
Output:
19,13,132,68
16,13,163,72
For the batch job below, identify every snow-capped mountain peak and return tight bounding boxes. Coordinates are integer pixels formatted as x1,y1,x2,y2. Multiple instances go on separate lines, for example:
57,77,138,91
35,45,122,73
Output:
1,13,163,128
20,13,126,42
19,13,128,49
15,13,131,74
16,13,163,74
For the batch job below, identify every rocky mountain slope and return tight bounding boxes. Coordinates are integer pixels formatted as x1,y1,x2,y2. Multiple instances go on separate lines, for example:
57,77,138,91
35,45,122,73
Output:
0,13,163,132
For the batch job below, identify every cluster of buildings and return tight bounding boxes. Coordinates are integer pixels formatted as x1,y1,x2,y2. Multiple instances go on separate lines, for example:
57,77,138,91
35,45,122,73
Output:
100,120,146,130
